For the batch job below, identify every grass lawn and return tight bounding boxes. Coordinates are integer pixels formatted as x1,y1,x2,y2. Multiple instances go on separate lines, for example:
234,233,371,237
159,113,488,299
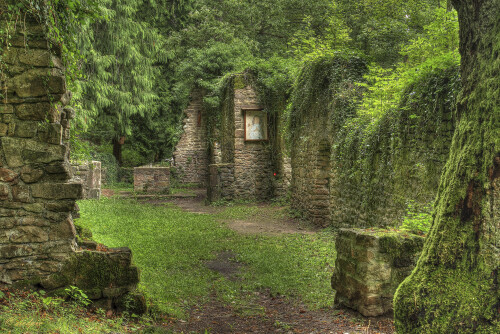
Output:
75,196,337,319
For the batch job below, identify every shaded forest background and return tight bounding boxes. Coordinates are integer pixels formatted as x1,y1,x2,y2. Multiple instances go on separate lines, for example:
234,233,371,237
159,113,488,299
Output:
60,0,459,176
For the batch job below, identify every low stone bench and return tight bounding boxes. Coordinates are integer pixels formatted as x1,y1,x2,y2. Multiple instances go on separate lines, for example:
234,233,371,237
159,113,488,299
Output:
133,166,170,193
331,228,424,316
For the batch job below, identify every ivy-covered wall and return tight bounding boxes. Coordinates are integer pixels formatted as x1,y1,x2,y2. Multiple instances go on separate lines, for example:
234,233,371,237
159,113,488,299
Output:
290,54,460,228
289,55,366,227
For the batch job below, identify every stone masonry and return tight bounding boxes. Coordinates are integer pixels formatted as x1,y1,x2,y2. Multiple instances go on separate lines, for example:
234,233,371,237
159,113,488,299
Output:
173,89,208,185
0,9,80,286
134,166,170,193
0,5,144,312
290,58,456,229
208,75,278,201
72,161,101,199
231,85,274,200
331,228,424,316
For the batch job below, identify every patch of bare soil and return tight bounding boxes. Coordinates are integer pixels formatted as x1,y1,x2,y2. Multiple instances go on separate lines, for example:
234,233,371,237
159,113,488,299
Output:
222,205,318,235
163,250,394,334
166,292,394,334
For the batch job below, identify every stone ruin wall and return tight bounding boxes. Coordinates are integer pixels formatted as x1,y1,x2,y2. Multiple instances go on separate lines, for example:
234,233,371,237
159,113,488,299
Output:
173,90,208,186
72,161,101,200
331,228,424,316
0,13,80,286
290,63,457,229
0,7,143,311
134,166,170,193
290,114,333,227
231,85,274,200
208,76,290,202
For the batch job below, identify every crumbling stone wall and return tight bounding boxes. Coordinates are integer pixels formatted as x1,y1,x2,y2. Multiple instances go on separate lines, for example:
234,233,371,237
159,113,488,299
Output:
173,90,208,185
72,161,101,199
0,6,143,312
0,11,81,286
331,228,424,316
231,84,274,199
133,166,170,193
290,55,459,228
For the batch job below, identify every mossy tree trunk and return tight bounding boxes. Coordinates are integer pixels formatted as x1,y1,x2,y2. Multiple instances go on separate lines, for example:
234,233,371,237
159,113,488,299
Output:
393,0,500,333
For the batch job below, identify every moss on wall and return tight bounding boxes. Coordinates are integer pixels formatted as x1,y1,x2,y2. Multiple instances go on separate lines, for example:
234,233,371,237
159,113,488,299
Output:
290,53,460,229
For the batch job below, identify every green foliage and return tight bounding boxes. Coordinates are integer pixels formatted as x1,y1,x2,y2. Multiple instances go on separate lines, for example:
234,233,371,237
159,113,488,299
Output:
400,7,459,68
76,198,336,318
289,2,351,62
289,52,367,137
401,201,432,235
75,0,159,132
64,285,91,307
0,288,138,333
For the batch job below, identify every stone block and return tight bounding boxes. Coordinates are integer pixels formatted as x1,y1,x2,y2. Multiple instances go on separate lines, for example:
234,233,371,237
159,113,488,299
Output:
2,113,13,123
133,167,170,193
0,105,14,114
7,68,66,98
0,168,19,182
18,216,51,227
49,217,76,241
0,217,16,229
10,226,49,243
20,165,44,183
45,200,77,213
0,123,8,136
12,184,31,203
38,123,62,144
15,121,38,138
18,49,51,67
1,137,66,167
331,228,424,317
15,103,50,121
31,183,82,200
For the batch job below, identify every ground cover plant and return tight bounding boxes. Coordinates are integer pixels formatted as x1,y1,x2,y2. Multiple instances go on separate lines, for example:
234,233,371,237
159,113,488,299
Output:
75,195,337,319
0,288,144,333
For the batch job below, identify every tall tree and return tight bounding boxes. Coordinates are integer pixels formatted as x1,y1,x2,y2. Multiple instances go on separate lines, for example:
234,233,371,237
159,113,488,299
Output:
393,0,500,332
75,0,159,164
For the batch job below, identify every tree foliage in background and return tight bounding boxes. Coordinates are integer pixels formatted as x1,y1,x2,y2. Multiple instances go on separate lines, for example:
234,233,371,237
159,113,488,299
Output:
68,0,460,170
74,0,161,165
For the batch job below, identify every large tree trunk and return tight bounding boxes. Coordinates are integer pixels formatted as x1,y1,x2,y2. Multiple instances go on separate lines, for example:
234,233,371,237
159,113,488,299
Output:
394,1,500,333
112,137,123,166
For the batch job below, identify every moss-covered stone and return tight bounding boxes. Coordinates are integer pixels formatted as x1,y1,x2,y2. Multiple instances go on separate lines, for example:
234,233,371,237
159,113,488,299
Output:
39,249,144,312
331,228,424,317
115,291,147,315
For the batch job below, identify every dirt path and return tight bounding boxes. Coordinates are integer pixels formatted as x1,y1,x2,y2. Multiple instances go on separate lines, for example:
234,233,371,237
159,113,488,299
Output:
168,292,394,334
103,188,395,334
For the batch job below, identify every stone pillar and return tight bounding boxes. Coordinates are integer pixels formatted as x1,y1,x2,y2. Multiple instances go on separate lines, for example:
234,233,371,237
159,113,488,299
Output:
208,163,235,202
173,90,208,185
72,161,102,199
331,228,424,316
